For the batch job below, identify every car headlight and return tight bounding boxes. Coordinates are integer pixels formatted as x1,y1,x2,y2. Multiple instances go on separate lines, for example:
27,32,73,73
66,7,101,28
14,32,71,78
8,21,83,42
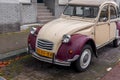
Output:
30,27,37,35
62,34,71,43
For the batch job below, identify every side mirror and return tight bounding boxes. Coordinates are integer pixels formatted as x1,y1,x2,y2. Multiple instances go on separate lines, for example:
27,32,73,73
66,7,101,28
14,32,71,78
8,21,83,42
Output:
99,17,107,22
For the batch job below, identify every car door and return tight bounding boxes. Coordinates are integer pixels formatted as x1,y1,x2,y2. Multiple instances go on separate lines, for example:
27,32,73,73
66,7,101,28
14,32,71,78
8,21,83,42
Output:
109,5,117,40
95,5,110,47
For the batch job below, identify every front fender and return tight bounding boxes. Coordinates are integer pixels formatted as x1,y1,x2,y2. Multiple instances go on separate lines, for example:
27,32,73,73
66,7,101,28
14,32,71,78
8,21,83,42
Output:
56,34,96,61
28,27,42,51
28,34,37,51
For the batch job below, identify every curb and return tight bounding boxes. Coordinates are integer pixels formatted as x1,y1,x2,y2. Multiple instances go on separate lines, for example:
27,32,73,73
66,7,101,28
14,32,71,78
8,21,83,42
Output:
0,48,28,61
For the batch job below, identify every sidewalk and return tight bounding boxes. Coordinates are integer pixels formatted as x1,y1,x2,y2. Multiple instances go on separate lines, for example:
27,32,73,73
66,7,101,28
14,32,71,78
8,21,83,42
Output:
101,62,120,80
0,30,28,54
0,30,28,67
0,23,42,60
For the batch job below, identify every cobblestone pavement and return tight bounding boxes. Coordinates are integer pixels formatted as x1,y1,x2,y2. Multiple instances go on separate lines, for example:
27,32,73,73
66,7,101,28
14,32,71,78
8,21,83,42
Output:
1,44,120,80
101,62,120,80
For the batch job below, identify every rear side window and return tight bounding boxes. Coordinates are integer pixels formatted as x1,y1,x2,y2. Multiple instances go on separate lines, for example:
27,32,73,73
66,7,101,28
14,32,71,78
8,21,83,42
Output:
110,6,117,19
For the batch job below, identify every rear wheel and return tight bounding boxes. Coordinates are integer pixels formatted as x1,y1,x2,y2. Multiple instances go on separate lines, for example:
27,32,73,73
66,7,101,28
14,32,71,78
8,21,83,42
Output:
113,38,120,47
73,45,93,72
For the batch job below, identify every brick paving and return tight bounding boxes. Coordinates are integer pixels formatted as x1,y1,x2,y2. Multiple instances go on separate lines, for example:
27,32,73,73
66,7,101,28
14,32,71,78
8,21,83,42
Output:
101,62,120,80
0,46,119,80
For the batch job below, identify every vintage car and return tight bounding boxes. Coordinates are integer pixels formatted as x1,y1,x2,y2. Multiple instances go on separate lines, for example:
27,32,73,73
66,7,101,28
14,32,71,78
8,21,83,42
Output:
28,0,120,72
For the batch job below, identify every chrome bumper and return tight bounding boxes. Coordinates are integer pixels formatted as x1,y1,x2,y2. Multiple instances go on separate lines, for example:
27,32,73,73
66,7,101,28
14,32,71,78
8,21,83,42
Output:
32,52,71,66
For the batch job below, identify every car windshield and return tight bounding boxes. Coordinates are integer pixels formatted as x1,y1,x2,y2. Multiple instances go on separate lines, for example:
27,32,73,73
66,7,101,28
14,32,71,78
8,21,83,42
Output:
63,5,99,18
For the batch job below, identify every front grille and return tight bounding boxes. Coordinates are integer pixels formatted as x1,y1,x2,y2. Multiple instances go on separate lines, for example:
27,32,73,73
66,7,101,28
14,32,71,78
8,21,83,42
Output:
37,39,54,50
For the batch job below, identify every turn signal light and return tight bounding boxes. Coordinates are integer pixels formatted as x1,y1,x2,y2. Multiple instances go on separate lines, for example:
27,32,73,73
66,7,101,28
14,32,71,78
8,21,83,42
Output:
69,50,73,54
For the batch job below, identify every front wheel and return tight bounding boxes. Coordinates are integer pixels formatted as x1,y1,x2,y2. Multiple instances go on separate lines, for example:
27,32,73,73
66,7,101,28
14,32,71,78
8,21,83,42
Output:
73,45,93,72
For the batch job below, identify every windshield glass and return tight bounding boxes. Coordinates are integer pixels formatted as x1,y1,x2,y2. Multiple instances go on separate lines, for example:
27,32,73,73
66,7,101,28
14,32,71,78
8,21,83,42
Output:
63,5,99,18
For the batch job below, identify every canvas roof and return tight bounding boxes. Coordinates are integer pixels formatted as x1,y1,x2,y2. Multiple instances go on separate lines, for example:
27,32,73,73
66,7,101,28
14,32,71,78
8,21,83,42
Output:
69,0,115,6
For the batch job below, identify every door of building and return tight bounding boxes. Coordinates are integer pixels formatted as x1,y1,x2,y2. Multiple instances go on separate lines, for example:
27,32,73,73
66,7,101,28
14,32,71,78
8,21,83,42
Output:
37,0,43,3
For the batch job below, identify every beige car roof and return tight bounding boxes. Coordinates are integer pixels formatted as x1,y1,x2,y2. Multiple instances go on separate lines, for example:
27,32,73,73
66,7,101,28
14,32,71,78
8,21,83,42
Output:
69,0,115,6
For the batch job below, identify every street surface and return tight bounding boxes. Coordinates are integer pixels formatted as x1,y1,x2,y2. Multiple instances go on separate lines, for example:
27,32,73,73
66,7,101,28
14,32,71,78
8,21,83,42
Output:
1,44,120,80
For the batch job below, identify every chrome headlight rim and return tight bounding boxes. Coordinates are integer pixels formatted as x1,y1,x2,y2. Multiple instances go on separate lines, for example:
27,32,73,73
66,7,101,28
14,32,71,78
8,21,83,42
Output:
62,34,71,43
30,27,37,35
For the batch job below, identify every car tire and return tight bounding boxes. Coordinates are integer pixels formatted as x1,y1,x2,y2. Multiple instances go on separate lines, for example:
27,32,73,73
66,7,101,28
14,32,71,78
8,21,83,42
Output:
73,45,93,72
113,39,120,47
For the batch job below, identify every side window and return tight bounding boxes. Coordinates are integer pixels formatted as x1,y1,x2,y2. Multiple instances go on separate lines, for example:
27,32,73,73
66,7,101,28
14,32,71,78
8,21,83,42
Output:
64,6,74,16
76,6,99,18
76,7,83,16
99,6,109,22
110,6,117,19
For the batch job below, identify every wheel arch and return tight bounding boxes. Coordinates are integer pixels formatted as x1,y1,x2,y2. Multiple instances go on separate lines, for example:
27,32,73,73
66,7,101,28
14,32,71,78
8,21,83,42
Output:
85,39,97,57
56,34,97,61
28,27,42,51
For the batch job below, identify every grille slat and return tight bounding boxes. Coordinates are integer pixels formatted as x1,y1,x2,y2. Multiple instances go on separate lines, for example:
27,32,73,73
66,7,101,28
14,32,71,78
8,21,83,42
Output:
37,39,53,50
38,40,53,45
38,43,53,47
37,45,53,50
38,42,53,45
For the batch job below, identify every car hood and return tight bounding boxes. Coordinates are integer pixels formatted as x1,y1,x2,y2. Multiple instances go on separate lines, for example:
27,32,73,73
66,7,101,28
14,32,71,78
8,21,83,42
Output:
37,18,94,52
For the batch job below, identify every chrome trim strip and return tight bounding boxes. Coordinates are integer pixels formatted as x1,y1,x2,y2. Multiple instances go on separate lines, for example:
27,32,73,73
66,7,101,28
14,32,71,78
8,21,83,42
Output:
55,60,70,66
67,55,79,62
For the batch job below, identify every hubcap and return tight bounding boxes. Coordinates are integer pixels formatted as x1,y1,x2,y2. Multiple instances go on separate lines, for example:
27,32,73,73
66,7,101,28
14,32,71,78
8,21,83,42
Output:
80,49,91,69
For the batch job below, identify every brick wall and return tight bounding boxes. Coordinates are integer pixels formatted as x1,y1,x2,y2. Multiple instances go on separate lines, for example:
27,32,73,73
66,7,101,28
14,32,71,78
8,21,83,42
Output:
0,2,21,33
0,1,37,33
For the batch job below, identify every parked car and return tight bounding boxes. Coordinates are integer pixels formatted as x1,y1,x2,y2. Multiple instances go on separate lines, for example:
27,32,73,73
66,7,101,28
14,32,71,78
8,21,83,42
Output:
28,0,120,72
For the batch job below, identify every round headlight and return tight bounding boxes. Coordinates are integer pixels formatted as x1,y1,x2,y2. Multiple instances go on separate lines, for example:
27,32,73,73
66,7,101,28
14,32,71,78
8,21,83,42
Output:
30,27,37,35
62,34,71,43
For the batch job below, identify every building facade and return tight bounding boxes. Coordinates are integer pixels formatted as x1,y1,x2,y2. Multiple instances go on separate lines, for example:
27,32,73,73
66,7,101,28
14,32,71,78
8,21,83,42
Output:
0,0,60,33
0,0,37,33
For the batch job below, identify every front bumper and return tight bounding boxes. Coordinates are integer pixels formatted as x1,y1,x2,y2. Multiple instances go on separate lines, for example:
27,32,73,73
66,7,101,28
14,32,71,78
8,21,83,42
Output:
31,51,71,66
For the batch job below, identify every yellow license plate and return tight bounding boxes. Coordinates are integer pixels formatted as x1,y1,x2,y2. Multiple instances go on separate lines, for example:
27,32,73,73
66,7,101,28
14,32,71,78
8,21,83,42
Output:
36,48,53,58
